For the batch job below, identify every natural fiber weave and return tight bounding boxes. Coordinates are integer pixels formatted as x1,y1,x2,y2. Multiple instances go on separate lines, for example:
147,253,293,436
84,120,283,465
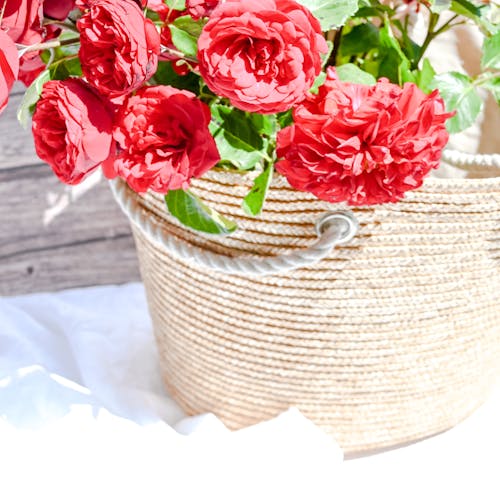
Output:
122,161,500,453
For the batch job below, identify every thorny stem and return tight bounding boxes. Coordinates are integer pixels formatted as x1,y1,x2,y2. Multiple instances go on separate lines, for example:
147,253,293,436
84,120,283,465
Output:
198,89,218,104
474,70,500,87
161,46,198,64
45,48,56,67
0,0,7,25
43,19,79,32
327,27,343,68
47,53,78,69
413,13,463,69
16,36,80,55
412,11,440,69
433,14,461,36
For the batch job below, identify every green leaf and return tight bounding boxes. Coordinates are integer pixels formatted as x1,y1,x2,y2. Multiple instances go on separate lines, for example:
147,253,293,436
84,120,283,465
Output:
297,0,359,30
451,0,496,35
451,0,482,17
17,69,51,129
354,5,394,18
152,61,200,92
340,23,380,57
431,71,483,133
49,57,82,80
430,0,452,13
242,164,273,217
414,58,436,94
310,71,327,94
481,31,500,70
277,110,294,129
57,32,80,56
173,15,206,38
209,136,263,171
378,20,415,84
247,113,277,137
169,24,198,58
165,189,237,235
209,104,269,170
165,0,186,10
336,64,376,85
211,105,264,149
478,73,500,104
489,3,500,27
321,40,334,68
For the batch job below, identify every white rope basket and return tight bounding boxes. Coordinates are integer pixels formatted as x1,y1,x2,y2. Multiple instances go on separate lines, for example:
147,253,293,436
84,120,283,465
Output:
111,149,500,453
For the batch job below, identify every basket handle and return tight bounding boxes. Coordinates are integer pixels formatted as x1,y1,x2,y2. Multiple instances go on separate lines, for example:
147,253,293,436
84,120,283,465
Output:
441,149,500,169
110,179,359,277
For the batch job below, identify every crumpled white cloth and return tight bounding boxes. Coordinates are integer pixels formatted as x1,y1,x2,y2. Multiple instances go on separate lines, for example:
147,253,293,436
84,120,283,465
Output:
1,283,499,500
0,284,342,500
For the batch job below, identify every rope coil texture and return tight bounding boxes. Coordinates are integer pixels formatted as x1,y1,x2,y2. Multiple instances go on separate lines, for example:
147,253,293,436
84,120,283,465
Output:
442,149,500,169
112,152,500,453
110,178,359,276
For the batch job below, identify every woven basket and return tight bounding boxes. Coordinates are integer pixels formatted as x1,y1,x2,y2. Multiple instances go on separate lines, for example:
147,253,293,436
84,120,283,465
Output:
112,154,500,453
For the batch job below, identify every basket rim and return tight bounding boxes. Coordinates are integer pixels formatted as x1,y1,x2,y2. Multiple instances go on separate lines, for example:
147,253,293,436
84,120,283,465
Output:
203,164,500,190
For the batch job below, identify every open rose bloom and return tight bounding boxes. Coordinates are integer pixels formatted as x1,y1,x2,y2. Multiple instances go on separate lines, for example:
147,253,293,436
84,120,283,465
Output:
276,69,453,205
1,0,498,232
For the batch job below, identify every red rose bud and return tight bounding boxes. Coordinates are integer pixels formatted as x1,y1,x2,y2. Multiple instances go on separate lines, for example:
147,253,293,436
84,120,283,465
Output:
77,0,160,97
17,23,61,87
0,29,20,115
158,8,184,55
276,69,454,206
44,0,76,20
197,0,327,114
32,79,114,185
18,53,46,86
145,0,169,16
156,8,195,75
0,0,43,45
186,0,220,19
112,85,220,194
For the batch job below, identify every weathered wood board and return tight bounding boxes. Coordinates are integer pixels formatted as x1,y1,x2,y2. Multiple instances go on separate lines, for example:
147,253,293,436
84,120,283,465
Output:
0,87,140,296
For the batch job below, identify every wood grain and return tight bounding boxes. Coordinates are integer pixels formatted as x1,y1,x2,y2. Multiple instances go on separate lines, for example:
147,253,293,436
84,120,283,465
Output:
0,88,40,170
0,91,141,296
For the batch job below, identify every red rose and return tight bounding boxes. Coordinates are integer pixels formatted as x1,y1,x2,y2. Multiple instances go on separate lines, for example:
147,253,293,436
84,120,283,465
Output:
32,79,114,185
276,69,453,205
0,29,19,115
112,85,220,194
197,0,327,114
77,0,160,97
44,0,76,20
186,0,220,19
0,0,43,45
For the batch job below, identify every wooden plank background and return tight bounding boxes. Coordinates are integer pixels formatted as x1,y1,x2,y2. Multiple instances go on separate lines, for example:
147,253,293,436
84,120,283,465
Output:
0,84,140,296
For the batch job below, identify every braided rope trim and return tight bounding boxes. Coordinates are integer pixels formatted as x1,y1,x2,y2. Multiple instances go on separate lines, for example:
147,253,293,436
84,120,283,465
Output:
110,178,359,277
442,149,500,169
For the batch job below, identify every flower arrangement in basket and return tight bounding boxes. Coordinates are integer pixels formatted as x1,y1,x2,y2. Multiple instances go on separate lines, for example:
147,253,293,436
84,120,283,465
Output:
2,0,500,452
0,0,498,227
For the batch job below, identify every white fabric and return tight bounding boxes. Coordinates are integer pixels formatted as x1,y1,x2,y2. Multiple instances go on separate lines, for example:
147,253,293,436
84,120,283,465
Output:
0,283,499,500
